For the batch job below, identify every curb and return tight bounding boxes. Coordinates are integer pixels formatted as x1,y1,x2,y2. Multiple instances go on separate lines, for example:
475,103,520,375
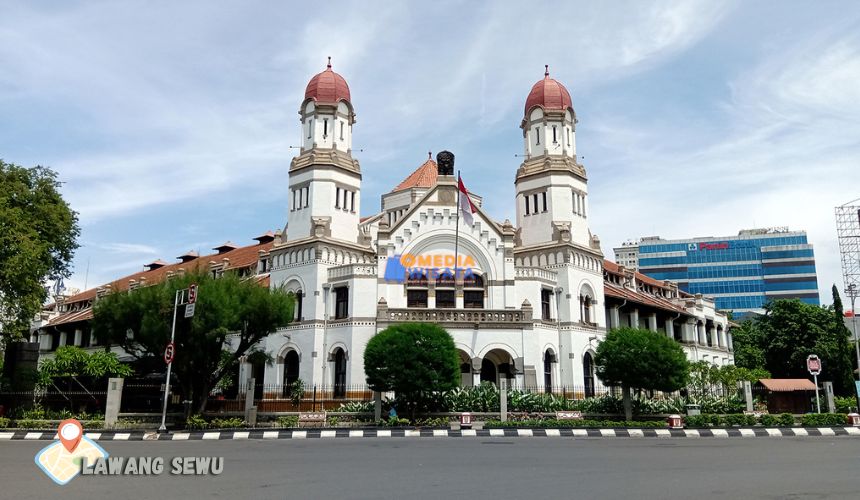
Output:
2,427,860,441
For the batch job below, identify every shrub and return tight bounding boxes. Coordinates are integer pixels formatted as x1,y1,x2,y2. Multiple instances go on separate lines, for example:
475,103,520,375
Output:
834,396,856,414
276,416,299,428
209,417,244,429
723,414,755,426
382,417,411,427
484,419,665,428
777,413,795,427
0,417,10,428
758,414,777,427
331,401,374,413
326,416,339,427
15,419,51,429
414,417,449,427
185,414,208,430
801,413,847,427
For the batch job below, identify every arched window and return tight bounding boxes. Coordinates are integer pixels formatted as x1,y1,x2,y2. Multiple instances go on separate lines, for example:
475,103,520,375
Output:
463,274,484,309
333,348,347,398
544,350,555,393
282,350,300,397
406,270,428,308
580,295,592,324
583,352,595,398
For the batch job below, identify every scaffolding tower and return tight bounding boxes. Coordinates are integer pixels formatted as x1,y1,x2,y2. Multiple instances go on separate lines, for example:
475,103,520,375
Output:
836,200,860,298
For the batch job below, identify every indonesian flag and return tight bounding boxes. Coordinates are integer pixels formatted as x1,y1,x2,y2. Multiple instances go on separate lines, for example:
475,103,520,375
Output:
458,174,477,226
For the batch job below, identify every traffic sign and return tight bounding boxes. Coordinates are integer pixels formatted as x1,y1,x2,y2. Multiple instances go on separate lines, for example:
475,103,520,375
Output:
807,354,822,376
163,342,175,365
188,283,198,304
184,303,196,318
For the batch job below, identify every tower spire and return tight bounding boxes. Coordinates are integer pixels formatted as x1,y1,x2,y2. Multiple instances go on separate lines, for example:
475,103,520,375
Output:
545,64,549,77
327,56,332,69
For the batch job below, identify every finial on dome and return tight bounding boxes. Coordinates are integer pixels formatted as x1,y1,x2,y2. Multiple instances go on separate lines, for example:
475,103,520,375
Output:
428,151,432,160
545,64,549,77
327,56,332,69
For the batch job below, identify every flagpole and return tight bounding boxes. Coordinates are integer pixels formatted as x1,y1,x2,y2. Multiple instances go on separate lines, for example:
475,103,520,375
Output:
454,170,461,282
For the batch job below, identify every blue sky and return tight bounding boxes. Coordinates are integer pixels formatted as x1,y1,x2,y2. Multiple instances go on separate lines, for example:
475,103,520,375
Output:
2,1,859,304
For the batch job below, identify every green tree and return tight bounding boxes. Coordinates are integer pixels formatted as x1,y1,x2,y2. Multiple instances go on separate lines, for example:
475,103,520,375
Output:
38,345,132,388
364,323,460,421
594,327,689,420
92,271,293,412
0,161,79,340
831,285,855,395
733,299,854,395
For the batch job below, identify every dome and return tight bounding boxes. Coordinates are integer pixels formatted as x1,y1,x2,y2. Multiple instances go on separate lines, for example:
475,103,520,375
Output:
524,65,573,115
304,57,351,104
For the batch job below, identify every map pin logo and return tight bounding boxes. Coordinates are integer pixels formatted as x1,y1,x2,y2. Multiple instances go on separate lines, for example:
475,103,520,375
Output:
58,419,83,452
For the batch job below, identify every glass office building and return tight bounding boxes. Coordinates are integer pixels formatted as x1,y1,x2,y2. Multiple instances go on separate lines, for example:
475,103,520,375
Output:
634,228,819,318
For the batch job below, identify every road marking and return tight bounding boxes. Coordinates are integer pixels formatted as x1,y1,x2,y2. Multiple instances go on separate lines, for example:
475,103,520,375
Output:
0,432,14,440
433,430,448,437
627,429,644,438
113,433,131,440
349,430,364,438
572,429,588,437
793,428,808,436
844,427,860,435
263,431,280,439
517,429,533,437
291,431,307,439
599,429,615,437
376,430,392,437
765,428,782,437
654,429,671,438
232,432,249,440
85,433,102,440
202,432,220,440
404,430,420,437
172,433,190,440
684,430,700,438
320,430,337,438
24,432,42,440
489,429,505,437
710,429,728,438
818,428,835,436
461,429,477,437
545,429,561,437
738,429,755,437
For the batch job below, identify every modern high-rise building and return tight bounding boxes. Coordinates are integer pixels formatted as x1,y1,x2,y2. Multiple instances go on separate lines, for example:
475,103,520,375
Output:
618,228,819,317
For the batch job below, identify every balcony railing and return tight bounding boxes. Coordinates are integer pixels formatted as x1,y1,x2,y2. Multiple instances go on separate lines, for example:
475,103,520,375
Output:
378,307,532,328
514,267,558,281
327,264,377,280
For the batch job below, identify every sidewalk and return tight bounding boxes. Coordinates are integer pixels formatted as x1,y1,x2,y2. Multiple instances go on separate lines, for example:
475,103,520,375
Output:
3,426,860,441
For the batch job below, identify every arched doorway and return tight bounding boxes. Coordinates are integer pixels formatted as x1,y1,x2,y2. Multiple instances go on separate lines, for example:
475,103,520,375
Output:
480,349,515,387
282,350,300,397
480,358,497,385
458,350,473,387
543,349,556,393
333,348,347,398
583,352,595,398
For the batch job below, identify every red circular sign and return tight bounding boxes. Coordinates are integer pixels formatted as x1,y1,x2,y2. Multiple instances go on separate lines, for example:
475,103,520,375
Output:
163,342,175,364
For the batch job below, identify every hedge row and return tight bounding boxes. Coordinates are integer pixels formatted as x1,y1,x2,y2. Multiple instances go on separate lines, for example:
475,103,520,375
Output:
484,419,666,429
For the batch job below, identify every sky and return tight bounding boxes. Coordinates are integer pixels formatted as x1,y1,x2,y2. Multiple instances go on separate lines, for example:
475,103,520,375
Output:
1,1,859,305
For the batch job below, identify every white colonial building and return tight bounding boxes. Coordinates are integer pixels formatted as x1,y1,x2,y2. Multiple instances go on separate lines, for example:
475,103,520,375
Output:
34,61,733,397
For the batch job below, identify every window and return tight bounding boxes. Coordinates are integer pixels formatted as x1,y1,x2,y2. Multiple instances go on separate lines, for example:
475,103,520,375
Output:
580,295,592,324
535,127,540,145
541,192,547,212
295,290,303,322
583,352,595,398
541,289,552,320
323,118,328,137
334,287,349,319
525,194,530,215
307,119,312,139
463,274,484,309
282,350,300,397
343,189,349,211
333,348,346,397
340,121,344,140
552,125,557,143
350,191,355,212
335,187,341,208
303,187,309,208
291,190,296,211
544,350,554,393
407,290,428,308
436,290,455,308
567,128,571,146
533,194,539,214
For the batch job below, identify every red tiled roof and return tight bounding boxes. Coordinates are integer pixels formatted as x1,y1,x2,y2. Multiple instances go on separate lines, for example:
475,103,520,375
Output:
525,66,573,115
60,240,273,307
46,308,93,327
304,59,351,104
393,158,438,192
758,379,816,392
603,280,688,315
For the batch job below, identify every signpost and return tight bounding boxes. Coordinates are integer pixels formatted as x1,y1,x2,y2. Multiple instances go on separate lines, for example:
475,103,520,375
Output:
807,354,822,414
159,284,197,432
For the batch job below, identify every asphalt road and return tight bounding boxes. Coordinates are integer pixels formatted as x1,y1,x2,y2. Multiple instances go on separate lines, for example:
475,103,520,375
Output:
3,437,859,499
